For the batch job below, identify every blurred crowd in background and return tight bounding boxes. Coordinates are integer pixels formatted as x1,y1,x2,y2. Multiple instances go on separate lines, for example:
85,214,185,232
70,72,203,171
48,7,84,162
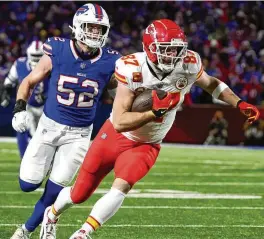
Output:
1,1,264,105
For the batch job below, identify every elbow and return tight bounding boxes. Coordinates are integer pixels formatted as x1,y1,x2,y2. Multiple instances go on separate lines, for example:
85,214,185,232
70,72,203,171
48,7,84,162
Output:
113,122,124,133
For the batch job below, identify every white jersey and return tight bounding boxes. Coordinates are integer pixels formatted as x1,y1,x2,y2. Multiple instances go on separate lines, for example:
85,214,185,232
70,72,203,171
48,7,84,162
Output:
113,50,203,144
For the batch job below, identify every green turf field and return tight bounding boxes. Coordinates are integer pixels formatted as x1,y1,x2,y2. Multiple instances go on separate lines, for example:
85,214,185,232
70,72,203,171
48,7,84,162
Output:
1,142,264,239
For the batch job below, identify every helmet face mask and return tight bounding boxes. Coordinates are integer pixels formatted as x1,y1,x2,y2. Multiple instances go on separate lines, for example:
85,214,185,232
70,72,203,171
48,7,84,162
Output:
151,42,187,72
70,4,110,49
143,19,188,73
27,40,43,69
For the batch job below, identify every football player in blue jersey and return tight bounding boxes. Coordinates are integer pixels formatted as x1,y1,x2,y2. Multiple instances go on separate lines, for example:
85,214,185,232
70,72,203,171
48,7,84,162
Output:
10,3,121,239
1,40,49,159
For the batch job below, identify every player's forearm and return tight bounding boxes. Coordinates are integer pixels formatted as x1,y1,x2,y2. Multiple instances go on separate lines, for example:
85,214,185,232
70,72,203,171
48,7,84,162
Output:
217,87,241,107
113,111,156,133
198,76,240,107
16,77,34,101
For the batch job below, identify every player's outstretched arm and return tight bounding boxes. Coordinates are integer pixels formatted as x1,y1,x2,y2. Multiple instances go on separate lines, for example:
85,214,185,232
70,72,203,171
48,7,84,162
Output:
16,54,51,102
12,55,52,133
195,71,259,124
112,83,156,132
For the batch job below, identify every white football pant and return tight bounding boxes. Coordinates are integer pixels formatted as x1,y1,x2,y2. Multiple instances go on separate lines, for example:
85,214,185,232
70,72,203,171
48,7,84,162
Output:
20,113,92,186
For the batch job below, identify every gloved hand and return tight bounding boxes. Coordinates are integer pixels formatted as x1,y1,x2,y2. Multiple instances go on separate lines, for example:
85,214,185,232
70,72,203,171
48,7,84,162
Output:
12,99,29,133
169,92,181,110
237,100,260,124
152,90,173,118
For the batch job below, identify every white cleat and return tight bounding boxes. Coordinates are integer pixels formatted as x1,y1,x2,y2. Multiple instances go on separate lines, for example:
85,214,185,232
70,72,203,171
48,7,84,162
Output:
40,206,57,239
69,229,92,239
10,225,31,239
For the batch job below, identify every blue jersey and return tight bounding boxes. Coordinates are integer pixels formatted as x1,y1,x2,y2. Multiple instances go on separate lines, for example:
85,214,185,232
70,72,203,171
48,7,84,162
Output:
11,57,49,107
42,37,121,127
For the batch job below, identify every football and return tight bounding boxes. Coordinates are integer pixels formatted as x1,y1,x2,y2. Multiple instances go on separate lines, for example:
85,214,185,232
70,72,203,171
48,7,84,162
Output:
131,89,167,112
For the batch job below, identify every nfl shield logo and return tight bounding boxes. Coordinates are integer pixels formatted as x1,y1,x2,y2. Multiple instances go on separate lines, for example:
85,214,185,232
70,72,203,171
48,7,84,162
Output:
80,63,86,69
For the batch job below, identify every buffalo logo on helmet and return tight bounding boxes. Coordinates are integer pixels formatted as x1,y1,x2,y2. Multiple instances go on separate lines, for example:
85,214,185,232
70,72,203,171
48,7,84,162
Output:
76,5,89,16
175,77,188,90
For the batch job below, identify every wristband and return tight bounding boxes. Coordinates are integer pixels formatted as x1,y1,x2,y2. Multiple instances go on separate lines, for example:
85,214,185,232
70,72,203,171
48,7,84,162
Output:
13,99,27,114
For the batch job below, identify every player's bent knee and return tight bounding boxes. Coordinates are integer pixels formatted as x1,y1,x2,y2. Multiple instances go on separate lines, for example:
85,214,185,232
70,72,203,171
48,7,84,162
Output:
70,191,87,204
112,178,131,194
19,178,42,192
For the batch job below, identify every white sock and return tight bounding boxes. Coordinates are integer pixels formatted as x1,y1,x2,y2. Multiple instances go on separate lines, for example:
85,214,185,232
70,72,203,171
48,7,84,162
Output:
48,187,73,221
22,224,30,234
83,187,126,232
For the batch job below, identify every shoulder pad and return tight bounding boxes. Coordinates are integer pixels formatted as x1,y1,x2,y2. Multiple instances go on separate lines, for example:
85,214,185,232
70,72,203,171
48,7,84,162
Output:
183,50,203,79
42,37,66,56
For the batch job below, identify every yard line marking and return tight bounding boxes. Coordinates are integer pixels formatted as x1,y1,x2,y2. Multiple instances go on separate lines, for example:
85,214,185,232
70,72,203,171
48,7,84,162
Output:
151,172,264,177
130,182,264,186
0,137,16,143
1,182,264,186
1,205,264,210
0,149,18,154
158,158,256,166
0,188,261,199
1,224,264,228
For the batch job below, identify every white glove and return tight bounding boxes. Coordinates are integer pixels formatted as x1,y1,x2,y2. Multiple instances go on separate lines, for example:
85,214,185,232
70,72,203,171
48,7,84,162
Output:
12,111,29,133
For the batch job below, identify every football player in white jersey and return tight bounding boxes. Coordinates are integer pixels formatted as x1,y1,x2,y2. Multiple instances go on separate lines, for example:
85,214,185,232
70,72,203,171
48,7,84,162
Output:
41,19,259,239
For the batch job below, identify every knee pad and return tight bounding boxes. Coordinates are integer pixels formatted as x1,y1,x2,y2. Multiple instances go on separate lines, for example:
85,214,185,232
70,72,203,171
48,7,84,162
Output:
19,178,41,192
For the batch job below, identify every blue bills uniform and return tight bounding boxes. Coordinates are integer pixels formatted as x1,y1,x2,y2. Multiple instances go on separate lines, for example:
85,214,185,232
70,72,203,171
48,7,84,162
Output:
20,37,121,191
42,37,120,127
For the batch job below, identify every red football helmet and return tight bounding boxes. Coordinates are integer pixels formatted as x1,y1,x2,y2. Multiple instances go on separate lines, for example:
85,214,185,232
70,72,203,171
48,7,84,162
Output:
143,19,188,72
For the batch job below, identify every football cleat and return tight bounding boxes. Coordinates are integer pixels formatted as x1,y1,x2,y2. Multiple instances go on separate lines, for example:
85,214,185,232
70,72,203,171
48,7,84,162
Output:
10,225,31,239
40,206,57,239
69,229,92,239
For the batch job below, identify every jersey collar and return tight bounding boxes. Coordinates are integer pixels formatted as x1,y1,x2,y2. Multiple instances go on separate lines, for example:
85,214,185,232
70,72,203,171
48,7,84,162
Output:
146,58,173,81
70,40,79,60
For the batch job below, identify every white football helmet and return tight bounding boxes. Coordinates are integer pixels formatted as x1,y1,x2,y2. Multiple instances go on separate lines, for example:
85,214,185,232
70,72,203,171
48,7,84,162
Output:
70,3,110,49
27,40,43,69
